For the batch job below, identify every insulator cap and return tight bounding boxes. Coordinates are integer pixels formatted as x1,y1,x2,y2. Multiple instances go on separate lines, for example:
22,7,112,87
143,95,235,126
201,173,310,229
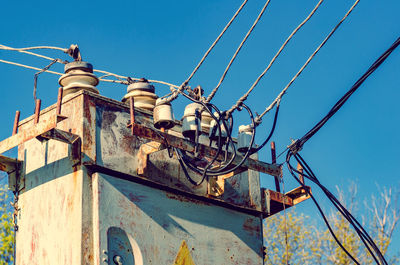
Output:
58,61,99,99
237,125,257,153
209,112,227,141
153,98,175,130
182,103,202,140
127,78,155,93
122,78,157,111
64,61,93,73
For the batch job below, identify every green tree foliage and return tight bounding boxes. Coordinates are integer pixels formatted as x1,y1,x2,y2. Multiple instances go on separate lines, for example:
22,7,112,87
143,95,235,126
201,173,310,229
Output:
0,184,14,264
263,211,316,265
263,184,399,265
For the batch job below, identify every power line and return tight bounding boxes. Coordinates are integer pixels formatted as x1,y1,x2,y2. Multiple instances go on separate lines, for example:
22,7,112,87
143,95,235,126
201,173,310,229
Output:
0,59,63,76
255,0,360,122
282,35,400,265
164,0,249,103
293,35,400,152
0,45,67,52
0,45,182,90
0,44,67,63
206,0,273,103
213,0,324,107
33,59,59,102
286,152,388,264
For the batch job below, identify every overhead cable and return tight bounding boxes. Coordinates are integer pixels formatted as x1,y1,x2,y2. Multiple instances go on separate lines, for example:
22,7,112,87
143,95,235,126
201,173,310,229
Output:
33,59,59,102
0,45,182,90
292,35,400,152
285,152,363,265
282,36,400,265
286,151,388,264
211,0,324,105
164,0,249,103
255,0,360,122
0,45,67,52
0,59,63,76
0,44,67,63
206,0,274,103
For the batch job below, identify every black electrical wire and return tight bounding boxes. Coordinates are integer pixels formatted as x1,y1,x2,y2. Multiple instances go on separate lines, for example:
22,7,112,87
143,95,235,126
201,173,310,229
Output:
285,151,361,264
175,102,256,181
250,102,280,154
293,153,386,264
199,103,256,176
174,91,240,176
279,37,400,264
174,100,229,185
294,36,400,152
33,59,59,104
286,152,388,265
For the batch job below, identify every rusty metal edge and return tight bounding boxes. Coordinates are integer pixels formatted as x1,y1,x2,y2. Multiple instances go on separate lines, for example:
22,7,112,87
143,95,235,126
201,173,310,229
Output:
0,117,57,154
261,186,312,218
0,154,22,173
16,90,154,128
129,122,281,177
83,162,265,218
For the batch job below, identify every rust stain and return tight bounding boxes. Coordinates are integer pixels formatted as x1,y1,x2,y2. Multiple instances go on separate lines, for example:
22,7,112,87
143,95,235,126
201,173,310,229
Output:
83,96,96,159
30,226,38,261
127,193,146,203
242,218,260,236
166,193,209,205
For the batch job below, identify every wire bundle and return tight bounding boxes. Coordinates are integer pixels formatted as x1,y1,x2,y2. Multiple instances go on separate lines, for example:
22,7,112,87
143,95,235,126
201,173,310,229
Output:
285,36,400,265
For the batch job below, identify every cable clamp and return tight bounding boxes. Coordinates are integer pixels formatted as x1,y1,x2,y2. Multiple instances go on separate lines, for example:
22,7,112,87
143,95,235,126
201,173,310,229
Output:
254,112,262,126
288,139,302,154
65,44,82,61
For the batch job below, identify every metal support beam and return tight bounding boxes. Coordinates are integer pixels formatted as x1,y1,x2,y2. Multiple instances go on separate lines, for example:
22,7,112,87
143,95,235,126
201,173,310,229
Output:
271,141,281,192
0,108,68,155
0,155,22,192
39,128,81,166
137,141,163,175
262,186,311,217
129,123,281,177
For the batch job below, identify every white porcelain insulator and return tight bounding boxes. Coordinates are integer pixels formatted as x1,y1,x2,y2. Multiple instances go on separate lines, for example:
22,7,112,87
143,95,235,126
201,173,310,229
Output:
209,112,227,140
58,69,99,100
201,111,213,130
153,99,175,130
237,125,256,153
122,90,158,111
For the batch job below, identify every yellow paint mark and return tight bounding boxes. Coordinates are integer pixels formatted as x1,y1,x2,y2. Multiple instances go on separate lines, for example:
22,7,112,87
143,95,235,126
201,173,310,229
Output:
173,240,196,265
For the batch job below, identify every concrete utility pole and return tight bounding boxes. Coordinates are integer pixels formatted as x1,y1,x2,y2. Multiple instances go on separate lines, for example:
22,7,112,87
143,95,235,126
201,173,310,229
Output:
0,61,310,265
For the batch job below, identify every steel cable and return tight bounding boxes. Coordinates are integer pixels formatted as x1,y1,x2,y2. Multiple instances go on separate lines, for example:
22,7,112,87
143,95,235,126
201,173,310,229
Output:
164,0,249,103
255,0,360,121
0,45,67,52
206,0,274,103
0,44,68,63
0,59,63,75
33,59,59,102
214,0,324,108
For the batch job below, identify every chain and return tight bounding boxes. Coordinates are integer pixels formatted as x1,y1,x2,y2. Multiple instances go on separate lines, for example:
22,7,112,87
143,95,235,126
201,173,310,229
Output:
281,176,289,265
11,166,20,263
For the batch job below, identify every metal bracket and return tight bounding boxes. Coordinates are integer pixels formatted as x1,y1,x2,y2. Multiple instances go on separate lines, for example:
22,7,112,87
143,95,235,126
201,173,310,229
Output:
39,128,81,166
207,169,247,197
137,141,164,176
129,122,281,177
0,155,23,192
262,186,311,217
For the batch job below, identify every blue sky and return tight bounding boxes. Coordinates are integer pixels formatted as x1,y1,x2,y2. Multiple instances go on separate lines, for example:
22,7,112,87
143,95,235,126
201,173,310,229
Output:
1,0,399,259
